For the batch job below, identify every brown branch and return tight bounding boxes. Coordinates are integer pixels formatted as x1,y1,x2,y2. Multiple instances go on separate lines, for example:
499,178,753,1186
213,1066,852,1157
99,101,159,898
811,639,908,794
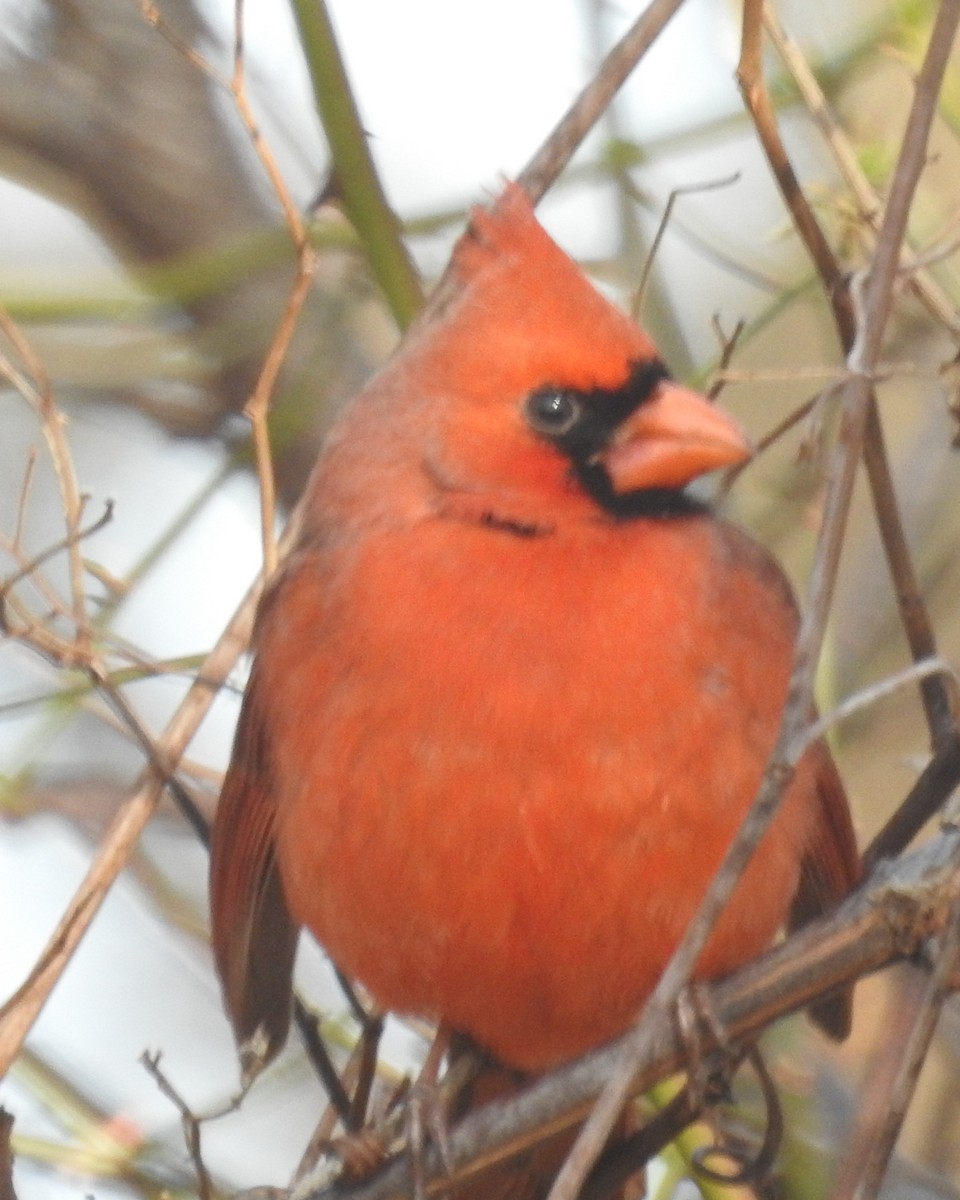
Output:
737,0,959,788
842,888,960,1200
243,256,318,577
731,5,960,1197
421,0,691,330
761,3,960,337
0,306,90,650
861,403,960,748
843,0,960,753
293,827,960,1200
516,0,688,204
138,0,319,578
0,503,114,633
736,0,850,330
0,565,264,1078
141,1051,215,1200
0,1109,16,1200
845,1,960,373
226,0,319,576
864,731,960,871
631,173,741,321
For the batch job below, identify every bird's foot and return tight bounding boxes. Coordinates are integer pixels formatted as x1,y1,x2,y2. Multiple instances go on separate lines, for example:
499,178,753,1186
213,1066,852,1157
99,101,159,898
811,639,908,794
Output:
673,983,739,1110
366,1024,462,1200
673,988,783,1186
329,1127,391,1181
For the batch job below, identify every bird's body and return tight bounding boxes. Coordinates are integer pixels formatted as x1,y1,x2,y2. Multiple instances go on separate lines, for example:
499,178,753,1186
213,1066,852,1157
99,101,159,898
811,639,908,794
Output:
210,184,858,1078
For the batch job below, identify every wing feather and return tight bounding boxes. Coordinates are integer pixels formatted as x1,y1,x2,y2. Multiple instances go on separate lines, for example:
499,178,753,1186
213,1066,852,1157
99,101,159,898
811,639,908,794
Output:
789,744,861,1039
209,668,298,1080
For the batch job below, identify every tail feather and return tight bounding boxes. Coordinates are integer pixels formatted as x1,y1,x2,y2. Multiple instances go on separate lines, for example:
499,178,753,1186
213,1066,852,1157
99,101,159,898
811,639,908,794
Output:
788,744,861,1040
209,668,298,1079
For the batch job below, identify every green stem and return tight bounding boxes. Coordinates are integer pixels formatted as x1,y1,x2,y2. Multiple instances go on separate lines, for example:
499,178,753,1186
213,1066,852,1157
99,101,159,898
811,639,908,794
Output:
291,0,424,328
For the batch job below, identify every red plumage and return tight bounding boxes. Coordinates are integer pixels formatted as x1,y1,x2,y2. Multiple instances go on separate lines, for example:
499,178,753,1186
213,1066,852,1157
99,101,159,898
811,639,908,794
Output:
210,183,858,1078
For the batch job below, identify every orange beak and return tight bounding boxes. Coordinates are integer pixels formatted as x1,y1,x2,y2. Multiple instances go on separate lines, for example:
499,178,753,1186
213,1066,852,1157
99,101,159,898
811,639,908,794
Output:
599,383,751,493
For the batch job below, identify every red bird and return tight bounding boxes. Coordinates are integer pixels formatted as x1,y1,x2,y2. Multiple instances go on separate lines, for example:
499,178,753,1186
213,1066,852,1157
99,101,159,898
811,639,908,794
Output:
210,184,858,1082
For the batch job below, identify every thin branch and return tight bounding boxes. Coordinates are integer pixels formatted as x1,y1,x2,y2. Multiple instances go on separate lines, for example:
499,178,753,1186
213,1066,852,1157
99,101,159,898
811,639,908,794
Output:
137,0,222,79
845,4,960,376
737,0,959,763
706,315,746,402
762,3,960,337
0,1108,16,1200
0,306,89,650
517,0,689,204
138,0,319,574
736,0,850,329
846,0,960,749
243,258,317,577
844,883,960,1200
864,731,960,870
0,502,114,637
861,402,960,745
12,450,36,553
802,657,958,750
0,564,264,1078
140,1052,214,1200
631,173,741,320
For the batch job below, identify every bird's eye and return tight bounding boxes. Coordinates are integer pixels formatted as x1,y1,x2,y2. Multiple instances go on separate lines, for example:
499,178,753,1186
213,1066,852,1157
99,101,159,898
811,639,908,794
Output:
524,390,583,436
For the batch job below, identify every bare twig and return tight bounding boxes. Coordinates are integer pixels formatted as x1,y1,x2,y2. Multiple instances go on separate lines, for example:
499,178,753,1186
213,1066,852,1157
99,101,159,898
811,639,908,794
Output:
292,1000,357,1131
847,0,960,753
762,4,960,337
141,1051,215,1200
137,0,219,77
631,173,741,319
0,306,90,650
227,0,317,574
0,1108,16,1200
0,502,114,639
139,0,320,574
706,316,746,401
736,0,850,331
242,256,317,576
844,3,960,372
864,731,960,870
804,658,958,743
846,880,960,1200
0,566,263,1078
737,0,958,759
12,450,37,552
862,402,960,745
517,0,688,203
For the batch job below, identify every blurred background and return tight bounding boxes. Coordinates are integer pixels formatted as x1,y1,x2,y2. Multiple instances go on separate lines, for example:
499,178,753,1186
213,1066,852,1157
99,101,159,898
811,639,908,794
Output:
0,0,959,1196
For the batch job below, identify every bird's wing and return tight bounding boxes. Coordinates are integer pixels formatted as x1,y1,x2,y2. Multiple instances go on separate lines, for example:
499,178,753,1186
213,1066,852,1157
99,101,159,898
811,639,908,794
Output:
209,664,299,1080
788,743,861,1040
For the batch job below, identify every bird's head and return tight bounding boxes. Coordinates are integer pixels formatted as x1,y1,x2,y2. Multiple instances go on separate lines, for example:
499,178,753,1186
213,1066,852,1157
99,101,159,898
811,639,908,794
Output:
405,183,750,528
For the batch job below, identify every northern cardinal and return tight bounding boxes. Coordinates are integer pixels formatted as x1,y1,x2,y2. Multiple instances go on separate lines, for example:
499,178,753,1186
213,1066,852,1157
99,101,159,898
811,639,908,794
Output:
210,184,858,1084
